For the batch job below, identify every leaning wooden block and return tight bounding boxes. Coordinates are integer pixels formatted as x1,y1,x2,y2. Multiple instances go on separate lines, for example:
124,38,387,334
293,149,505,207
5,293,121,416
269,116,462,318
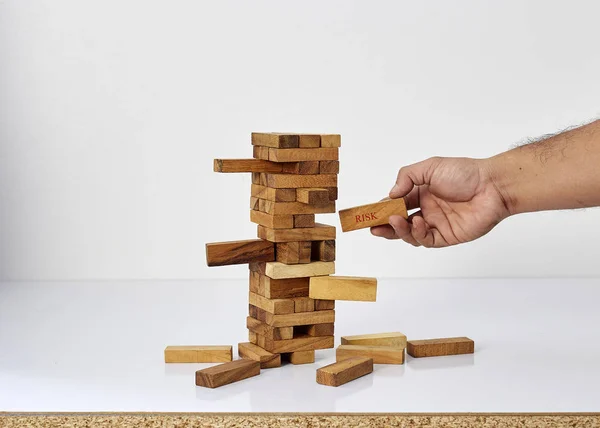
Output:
293,214,315,228
250,210,295,229
298,134,321,148
336,345,405,365
319,160,339,174
260,200,336,215
407,337,475,358
238,342,281,369
164,346,233,363
264,173,338,189
250,305,335,327
282,161,320,175
252,133,299,148
258,224,336,243
256,333,334,353
311,240,335,262
275,241,311,264
195,359,260,388
251,184,296,202
309,276,377,302
262,261,335,279
249,291,295,315
288,350,315,364
316,357,372,387
247,316,294,340
339,198,408,232
320,134,341,148
213,159,283,173
269,147,339,163
341,332,407,349
206,239,274,267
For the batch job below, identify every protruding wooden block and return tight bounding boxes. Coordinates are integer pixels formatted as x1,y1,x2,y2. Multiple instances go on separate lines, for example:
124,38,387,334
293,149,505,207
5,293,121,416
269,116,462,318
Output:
339,198,408,232
257,274,310,299
276,241,311,264
206,239,274,267
298,134,321,148
213,159,283,173
195,359,260,388
269,148,339,163
305,323,335,337
259,200,336,215
311,240,335,262
316,357,372,387
407,337,475,358
282,161,320,175
253,145,270,160
258,261,335,279
238,342,281,369
309,276,377,302
250,305,335,327
288,350,315,364
258,224,336,243
263,173,338,189
296,188,330,206
319,160,339,174
164,346,233,363
319,134,341,148
341,332,407,349
252,133,299,148
314,299,335,311
293,297,315,312
293,214,315,228
251,184,296,202
250,210,295,229
336,345,405,365
249,291,295,315
247,316,294,340
256,333,334,353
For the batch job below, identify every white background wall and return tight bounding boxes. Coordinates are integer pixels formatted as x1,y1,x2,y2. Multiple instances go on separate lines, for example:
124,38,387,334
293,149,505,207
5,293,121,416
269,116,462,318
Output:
1,0,599,280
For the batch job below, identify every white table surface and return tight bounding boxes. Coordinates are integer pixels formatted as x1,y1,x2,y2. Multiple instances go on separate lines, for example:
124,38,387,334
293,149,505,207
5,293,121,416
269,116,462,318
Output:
1,278,599,413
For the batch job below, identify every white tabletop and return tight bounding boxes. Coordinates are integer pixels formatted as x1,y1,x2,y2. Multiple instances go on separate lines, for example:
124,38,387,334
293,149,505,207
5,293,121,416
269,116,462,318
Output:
1,278,599,413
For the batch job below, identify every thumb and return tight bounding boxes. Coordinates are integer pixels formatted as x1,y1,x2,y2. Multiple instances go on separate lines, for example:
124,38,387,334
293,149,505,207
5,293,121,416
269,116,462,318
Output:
389,157,441,199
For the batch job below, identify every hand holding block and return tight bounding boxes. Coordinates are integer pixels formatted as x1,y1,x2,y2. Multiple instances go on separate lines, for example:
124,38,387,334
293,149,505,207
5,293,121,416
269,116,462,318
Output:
336,345,405,365
407,337,475,358
339,198,408,232
341,332,407,349
195,359,260,388
309,276,377,302
316,357,373,387
206,239,274,267
164,346,232,363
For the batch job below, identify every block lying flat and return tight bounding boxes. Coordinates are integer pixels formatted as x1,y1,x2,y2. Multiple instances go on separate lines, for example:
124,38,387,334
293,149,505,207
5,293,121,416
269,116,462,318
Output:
248,291,295,315
205,239,274,267
254,274,310,299
260,200,336,215
339,198,408,232
252,133,299,148
268,148,339,163
255,334,334,353
311,240,335,262
341,332,407,349
316,357,373,387
195,359,260,388
213,159,283,173
336,345,405,365
258,261,335,280
309,276,377,302
238,342,281,369
320,134,341,148
251,184,296,202
263,173,338,189
246,316,293,340
250,210,295,229
249,305,335,327
407,337,475,358
164,346,232,363
258,224,336,243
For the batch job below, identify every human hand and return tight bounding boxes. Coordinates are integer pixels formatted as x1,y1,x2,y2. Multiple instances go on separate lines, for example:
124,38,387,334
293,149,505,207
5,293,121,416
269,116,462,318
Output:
371,157,510,247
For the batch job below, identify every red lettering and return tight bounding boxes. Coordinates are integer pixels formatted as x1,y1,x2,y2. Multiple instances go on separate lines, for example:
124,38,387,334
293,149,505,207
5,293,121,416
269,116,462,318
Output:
355,215,362,223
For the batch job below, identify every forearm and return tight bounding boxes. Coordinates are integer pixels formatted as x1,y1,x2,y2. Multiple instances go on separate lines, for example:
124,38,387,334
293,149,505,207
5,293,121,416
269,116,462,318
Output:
487,119,600,215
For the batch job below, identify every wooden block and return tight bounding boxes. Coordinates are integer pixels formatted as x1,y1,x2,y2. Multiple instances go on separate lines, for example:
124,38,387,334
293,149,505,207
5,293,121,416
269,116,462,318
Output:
248,330,258,344
195,359,260,388
293,297,315,312
164,346,232,363
250,210,295,229
289,350,315,364
252,133,299,148
339,198,408,232
250,196,260,210
259,224,336,243
293,214,315,228
213,159,283,173
305,323,335,337
261,261,335,279
275,241,311,264
260,200,336,215
296,188,330,206
253,145,270,160
282,161,320,175
319,160,339,174
336,345,405,365
256,333,334,353
327,187,338,201
238,342,281,369
298,134,321,148
249,291,294,315
320,134,341,148
269,147,338,163
206,239,275,267
316,357,372,387
251,184,296,202
247,316,293,340
251,172,261,185
309,276,377,302
264,173,338,189
259,275,310,299
407,337,475,358
250,305,335,327
311,240,335,262
314,299,335,311
249,271,261,294
341,332,407,349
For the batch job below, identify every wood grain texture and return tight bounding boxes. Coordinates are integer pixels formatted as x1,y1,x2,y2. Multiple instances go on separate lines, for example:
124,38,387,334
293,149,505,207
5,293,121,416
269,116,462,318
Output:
311,240,335,262
255,333,334,353
293,214,315,228
309,276,377,302
164,346,232,363
258,224,336,243
319,134,341,148
341,332,407,349
195,359,260,388
263,261,335,279
257,274,310,299
293,297,315,312
275,241,312,264
288,350,315,364
248,330,257,344
264,173,338,189
314,299,335,311
336,345,405,365
316,357,372,387
252,133,299,148
269,148,339,163
250,196,260,210
339,198,408,232
205,239,274,267
213,159,283,173
252,145,270,160
305,323,335,337
250,305,335,327
327,187,339,201
298,134,321,148
246,316,293,340
281,161,320,175
251,184,296,202
238,342,281,369
319,160,340,174
248,291,295,315
407,337,475,358
259,199,336,215
296,188,330,206
249,271,260,294
250,210,295,229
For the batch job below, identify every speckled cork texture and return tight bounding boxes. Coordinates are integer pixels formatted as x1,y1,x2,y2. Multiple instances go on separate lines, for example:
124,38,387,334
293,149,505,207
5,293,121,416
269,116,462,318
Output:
1,413,599,427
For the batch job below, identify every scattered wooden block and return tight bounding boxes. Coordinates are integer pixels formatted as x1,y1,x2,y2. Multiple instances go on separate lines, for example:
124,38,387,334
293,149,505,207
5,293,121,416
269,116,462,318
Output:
249,291,295,315
282,161,320,175
213,159,283,173
319,134,341,148
288,350,315,364
258,224,336,243
195,359,260,388
296,188,330,206
407,337,475,358
275,241,311,264
206,239,274,267
260,261,335,279
269,147,339,163
250,210,295,229
339,198,408,232
256,274,310,299
247,316,293,340
305,323,335,337
319,160,339,174
253,145,270,160
250,305,335,327
256,333,334,353
293,297,315,312
252,133,299,148
336,345,405,365
259,200,336,215
251,184,296,202
314,299,335,311
316,357,372,387
264,173,338,189
164,346,233,363
311,240,335,262
238,342,281,369
341,332,407,349
293,214,315,228
309,276,377,302
298,134,321,148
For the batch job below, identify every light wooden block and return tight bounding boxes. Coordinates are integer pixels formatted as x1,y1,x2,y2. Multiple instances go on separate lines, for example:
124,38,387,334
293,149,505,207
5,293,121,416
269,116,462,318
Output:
264,173,338,189
336,345,405,365
258,224,336,243
252,133,299,148
339,198,408,232
296,188,330,206
282,161,320,175
256,333,334,353
311,240,335,262
293,214,315,228
316,357,372,387
250,305,335,327
407,337,475,358
309,276,377,302
247,316,294,340
238,342,281,369
269,147,339,163
250,210,295,229
206,239,274,267
251,184,296,202
195,359,260,388
298,134,321,148
164,346,232,363
341,332,407,349
250,196,260,210
249,291,295,315
289,350,315,364
319,134,341,148
305,323,335,337
260,200,336,215
213,159,283,173
319,160,339,174
314,299,335,311
253,145,270,160
275,241,311,264
293,297,315,312
262,261,335,279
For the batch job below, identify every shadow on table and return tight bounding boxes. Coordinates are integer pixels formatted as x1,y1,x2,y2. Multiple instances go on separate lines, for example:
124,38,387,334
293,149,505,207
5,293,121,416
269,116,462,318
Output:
406,353,475,370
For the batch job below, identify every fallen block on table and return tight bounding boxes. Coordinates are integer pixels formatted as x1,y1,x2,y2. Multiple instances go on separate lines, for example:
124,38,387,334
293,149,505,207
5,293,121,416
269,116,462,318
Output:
407,337,475,358
339,198,408,232
309,276,377,302
195,359,260,388
205,239,274,267
164,346,232,363
341,332,407,349
336,345,404,365
316,356,373,387
238,342,281,369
